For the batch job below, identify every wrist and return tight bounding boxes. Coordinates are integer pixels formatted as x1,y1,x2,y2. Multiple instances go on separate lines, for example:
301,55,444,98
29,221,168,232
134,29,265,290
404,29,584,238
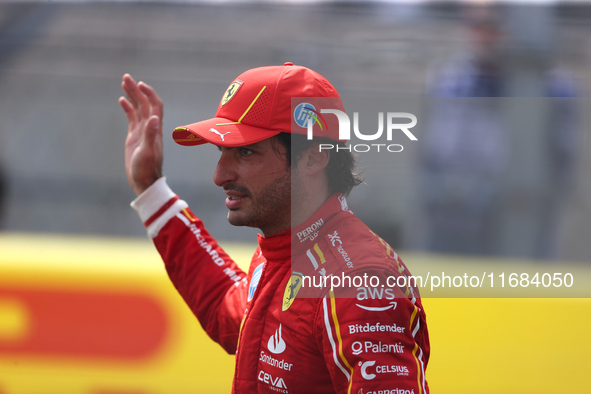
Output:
131,171,163,197
130,177,174,223
130,177,189,238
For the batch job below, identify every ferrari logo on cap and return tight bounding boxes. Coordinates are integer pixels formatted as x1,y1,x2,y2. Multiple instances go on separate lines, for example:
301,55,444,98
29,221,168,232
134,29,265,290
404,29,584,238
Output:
221,80,243,107
282,272,303,312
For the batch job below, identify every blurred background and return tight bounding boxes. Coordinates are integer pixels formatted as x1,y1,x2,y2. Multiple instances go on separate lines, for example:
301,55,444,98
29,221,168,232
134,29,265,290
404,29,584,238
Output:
0,0,590,393
1,0,590,261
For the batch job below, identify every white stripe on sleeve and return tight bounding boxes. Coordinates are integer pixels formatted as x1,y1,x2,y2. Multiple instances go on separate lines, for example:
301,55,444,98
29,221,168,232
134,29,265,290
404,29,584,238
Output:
147,199,188,239
322,296,350,382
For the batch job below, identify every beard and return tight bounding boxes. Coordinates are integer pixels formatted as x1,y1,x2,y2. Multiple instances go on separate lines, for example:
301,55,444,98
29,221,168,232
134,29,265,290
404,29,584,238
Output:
226,169,292,235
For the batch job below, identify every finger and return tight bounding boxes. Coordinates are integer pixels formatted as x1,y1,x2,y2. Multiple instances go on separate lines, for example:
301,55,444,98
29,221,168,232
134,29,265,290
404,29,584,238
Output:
121,74,139,109
121,80,140,123
118,96,136,126
138,82,164,119
122,74,149,117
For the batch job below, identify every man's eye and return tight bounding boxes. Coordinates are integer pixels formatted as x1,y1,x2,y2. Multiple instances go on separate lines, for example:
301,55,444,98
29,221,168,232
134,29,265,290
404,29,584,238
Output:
240,148,253,156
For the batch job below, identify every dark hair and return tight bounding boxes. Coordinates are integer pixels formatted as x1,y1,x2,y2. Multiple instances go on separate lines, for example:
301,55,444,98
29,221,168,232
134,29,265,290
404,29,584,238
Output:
272,133,363,196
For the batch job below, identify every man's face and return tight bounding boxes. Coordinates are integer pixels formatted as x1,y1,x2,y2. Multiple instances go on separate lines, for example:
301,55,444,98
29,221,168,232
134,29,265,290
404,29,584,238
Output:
213,137,292,236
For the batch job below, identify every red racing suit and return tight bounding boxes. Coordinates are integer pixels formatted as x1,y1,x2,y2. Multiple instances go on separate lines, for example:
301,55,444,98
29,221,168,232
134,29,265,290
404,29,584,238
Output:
132,178,430,394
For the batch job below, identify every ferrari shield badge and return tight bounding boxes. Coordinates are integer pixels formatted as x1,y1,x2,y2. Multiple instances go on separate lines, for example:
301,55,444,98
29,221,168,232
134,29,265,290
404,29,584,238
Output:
282,272,303,311
221,80,243,107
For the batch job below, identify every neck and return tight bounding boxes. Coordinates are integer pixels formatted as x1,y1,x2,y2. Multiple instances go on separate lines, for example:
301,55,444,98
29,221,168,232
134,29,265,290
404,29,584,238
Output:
260,221,291,238
259,191,330,237
291,185,330,233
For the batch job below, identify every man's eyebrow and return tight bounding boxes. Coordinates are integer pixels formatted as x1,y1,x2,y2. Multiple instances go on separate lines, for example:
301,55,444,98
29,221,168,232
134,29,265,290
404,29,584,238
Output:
216,144,258,152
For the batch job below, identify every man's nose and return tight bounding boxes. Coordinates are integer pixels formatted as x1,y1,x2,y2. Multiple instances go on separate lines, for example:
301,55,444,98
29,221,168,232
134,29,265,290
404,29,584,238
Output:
213,153,236,187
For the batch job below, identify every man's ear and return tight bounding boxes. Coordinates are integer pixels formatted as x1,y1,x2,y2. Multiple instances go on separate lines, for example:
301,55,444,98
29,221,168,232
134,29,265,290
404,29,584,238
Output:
299,144,329,176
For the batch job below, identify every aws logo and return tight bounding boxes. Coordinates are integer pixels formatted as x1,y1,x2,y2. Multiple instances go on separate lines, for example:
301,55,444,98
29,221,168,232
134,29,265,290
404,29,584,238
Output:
356,287,395,301
356,287,397,312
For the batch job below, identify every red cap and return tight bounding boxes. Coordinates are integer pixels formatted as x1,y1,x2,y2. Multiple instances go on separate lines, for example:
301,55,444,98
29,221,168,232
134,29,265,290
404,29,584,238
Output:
173,63,345,147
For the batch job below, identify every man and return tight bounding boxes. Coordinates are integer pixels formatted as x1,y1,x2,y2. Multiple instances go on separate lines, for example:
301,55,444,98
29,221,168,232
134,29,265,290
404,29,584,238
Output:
119,63,429,393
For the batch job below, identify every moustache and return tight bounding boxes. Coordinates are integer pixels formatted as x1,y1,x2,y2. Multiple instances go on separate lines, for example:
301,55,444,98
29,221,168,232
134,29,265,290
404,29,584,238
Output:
223,183,251,197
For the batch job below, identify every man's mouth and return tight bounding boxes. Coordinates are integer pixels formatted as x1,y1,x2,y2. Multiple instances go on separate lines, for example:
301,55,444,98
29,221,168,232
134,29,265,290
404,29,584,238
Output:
223,184,250,210
225,192,248,210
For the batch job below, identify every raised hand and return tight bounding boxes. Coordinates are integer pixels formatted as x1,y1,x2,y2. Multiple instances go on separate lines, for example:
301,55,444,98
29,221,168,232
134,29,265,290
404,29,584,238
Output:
119,73,164,196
